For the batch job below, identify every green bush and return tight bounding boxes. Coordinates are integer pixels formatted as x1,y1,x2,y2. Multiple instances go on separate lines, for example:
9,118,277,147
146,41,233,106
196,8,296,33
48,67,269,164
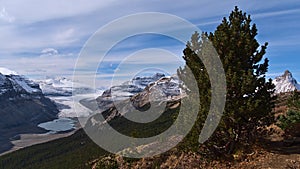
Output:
278,91,300,131
278,110,300,130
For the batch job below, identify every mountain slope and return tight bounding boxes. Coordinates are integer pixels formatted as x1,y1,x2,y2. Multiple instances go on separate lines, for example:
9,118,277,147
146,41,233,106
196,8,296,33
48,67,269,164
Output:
273,70,300,94
0,68,58,153
92,73,182,112
0,129,106,169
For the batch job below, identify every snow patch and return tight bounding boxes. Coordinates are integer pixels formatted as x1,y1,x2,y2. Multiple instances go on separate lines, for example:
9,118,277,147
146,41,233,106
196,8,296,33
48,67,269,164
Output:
13,77,39,93
0,67,18,75
36,77,96,96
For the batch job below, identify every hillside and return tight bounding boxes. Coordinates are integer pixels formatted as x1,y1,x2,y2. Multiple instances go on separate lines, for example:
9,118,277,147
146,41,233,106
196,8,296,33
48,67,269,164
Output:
0,129,106,169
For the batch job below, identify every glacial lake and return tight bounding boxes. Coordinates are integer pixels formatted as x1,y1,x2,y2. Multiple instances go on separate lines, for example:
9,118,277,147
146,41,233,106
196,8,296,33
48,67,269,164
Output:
38,118,76,133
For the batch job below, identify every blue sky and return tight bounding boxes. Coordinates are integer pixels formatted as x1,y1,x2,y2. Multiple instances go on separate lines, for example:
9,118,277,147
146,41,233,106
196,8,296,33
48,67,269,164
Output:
0,0,299,88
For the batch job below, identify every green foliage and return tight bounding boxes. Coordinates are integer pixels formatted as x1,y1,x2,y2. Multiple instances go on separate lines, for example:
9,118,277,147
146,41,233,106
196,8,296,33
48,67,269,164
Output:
178,6,275,154
278,91,300,130
177,31,212,152
278,110,300,130
287,90,300,112
0,129,107,169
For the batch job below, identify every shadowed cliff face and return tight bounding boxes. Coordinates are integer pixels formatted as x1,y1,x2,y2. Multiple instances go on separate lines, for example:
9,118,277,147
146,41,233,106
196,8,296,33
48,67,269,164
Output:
0,73,58,153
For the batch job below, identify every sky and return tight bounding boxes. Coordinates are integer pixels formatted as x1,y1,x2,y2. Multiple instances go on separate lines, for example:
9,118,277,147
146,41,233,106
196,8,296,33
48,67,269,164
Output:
0,0,299,88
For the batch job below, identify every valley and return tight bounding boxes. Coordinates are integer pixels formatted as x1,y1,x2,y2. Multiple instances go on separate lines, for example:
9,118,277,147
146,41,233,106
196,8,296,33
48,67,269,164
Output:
0,69,299,168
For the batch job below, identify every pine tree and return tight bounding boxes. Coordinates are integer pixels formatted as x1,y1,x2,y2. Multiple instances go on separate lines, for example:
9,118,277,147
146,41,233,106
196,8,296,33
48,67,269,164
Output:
178,6,275,154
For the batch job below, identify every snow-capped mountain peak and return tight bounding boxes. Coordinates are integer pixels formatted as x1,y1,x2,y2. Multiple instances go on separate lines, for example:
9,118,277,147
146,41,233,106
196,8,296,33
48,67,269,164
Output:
0,67,18,75
96,73,184,112
0,71,42,96
106,73,168,100
273,70,300,94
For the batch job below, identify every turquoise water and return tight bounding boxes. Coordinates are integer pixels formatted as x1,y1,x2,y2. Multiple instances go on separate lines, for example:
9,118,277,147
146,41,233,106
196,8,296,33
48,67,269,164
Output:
38,118,76,133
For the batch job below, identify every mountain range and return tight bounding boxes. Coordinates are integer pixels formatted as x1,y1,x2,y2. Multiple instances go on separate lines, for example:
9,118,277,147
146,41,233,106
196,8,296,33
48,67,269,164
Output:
0,67,299,155
88,73,183,113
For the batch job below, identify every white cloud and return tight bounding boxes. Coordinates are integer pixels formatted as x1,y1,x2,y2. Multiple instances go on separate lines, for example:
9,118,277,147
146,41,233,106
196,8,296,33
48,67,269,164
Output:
0,0,299,83
0,7,15,23
253,8,300,19
1,0,118,23
266,72,283,77
0,51,77,79
53,28,78,45
117,48,184,65
41,48,59,56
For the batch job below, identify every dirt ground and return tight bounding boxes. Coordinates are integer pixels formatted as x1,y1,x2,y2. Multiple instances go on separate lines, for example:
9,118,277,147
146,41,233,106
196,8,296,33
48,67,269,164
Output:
0,130,76,156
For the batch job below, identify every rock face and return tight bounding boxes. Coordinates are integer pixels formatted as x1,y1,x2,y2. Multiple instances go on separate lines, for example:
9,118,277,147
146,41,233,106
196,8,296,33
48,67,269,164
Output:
273,70,300,94
94,73,184,113
83,73,185,129
0,68,58,153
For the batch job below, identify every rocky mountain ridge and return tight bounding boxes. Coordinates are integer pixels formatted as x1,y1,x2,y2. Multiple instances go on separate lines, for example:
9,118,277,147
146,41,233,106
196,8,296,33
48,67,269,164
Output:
273,70,300,94
93,73,184,113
